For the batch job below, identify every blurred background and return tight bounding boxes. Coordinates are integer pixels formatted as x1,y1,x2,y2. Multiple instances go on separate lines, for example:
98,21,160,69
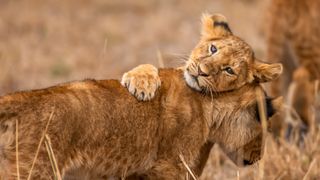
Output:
0,0,268,94
1,0,319,179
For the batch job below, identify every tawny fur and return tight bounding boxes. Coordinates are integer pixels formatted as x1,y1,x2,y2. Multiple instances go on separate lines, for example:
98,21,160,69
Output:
267,0,320,127
120,14,283,179
1,69,271,179
0,14,283,180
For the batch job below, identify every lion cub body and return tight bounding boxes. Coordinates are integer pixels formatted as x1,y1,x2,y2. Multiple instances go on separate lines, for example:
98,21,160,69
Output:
1,13,282,179
0,69,261,179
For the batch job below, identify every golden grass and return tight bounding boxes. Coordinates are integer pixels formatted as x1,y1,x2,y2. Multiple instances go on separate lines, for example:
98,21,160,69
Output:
44,134,62,180
255,88,268,180
15,119,20,180
179,154,199,180
302,157,318,180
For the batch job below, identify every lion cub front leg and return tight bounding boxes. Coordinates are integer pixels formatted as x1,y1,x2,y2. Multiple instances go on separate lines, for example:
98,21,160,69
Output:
121,64,161,101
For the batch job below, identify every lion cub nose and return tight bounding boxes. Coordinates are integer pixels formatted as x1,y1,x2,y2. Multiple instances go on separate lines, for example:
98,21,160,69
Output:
198,65,209,77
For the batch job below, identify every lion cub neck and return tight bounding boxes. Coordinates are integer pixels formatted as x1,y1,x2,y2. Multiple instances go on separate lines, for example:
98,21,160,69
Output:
156,68,259,143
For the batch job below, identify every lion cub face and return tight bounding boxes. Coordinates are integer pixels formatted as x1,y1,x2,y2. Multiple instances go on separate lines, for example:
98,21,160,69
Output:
185,14,282,92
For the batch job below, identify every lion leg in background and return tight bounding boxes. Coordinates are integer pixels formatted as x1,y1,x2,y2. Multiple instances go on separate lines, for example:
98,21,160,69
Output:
268,44,297,98
283,65,320,142
266,51,296,137
291,67,318,128
267,48,297,137
265,1,294,137
267,0,320,138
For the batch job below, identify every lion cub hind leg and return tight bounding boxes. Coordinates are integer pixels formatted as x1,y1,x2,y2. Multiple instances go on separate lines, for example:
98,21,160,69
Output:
121,64,161,101
0,120,15,179
141,161,185,180
0,116,60,179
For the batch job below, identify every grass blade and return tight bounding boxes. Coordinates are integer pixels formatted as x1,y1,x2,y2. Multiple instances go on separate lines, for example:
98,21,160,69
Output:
27,109,55,180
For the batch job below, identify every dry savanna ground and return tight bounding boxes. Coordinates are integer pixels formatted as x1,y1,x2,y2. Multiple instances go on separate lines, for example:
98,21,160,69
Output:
0,0,319,179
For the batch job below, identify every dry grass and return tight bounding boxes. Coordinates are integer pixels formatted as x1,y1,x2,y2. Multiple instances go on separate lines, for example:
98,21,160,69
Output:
255,88,268,180
27,109,55,180
44,134,62,180
179,154,199,180
201,127,320,180
1,0,319,179
15,119,20,180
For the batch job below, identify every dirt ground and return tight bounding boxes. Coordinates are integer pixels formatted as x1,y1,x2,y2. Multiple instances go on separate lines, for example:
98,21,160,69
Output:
0,0,319,179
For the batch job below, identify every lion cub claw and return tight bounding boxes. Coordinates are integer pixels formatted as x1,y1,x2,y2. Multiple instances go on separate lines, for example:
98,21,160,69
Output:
121,64,161,101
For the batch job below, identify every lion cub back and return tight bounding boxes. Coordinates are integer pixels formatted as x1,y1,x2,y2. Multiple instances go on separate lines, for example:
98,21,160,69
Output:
0,69,200,179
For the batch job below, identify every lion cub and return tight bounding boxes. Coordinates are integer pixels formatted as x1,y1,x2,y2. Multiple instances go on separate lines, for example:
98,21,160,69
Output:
121,14,283,179
0,14,281,179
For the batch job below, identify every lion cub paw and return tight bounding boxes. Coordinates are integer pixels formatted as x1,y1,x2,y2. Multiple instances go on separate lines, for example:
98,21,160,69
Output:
121,64,161,101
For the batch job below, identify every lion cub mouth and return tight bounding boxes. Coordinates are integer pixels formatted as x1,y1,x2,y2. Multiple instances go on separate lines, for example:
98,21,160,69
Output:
184,71,202,91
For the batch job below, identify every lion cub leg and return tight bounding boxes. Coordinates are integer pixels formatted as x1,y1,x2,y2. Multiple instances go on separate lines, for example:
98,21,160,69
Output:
121,64,161,101
121,65,187,101
140,160,185,180
291,67,316,127
0,120,54,179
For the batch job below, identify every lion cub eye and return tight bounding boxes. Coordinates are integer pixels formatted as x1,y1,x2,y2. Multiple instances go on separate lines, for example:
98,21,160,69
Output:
209,44,218,54
224,67,235,75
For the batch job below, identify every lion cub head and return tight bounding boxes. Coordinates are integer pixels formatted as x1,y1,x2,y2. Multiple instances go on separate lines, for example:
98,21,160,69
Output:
184,14,283,92
184,14,283,166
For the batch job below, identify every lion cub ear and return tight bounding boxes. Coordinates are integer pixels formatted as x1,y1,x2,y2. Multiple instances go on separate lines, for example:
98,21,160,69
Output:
201,13,233,40
252,61,283,83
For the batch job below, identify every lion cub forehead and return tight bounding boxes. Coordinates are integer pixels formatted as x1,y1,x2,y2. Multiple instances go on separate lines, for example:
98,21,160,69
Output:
213,37,252,50
207,37,253,61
